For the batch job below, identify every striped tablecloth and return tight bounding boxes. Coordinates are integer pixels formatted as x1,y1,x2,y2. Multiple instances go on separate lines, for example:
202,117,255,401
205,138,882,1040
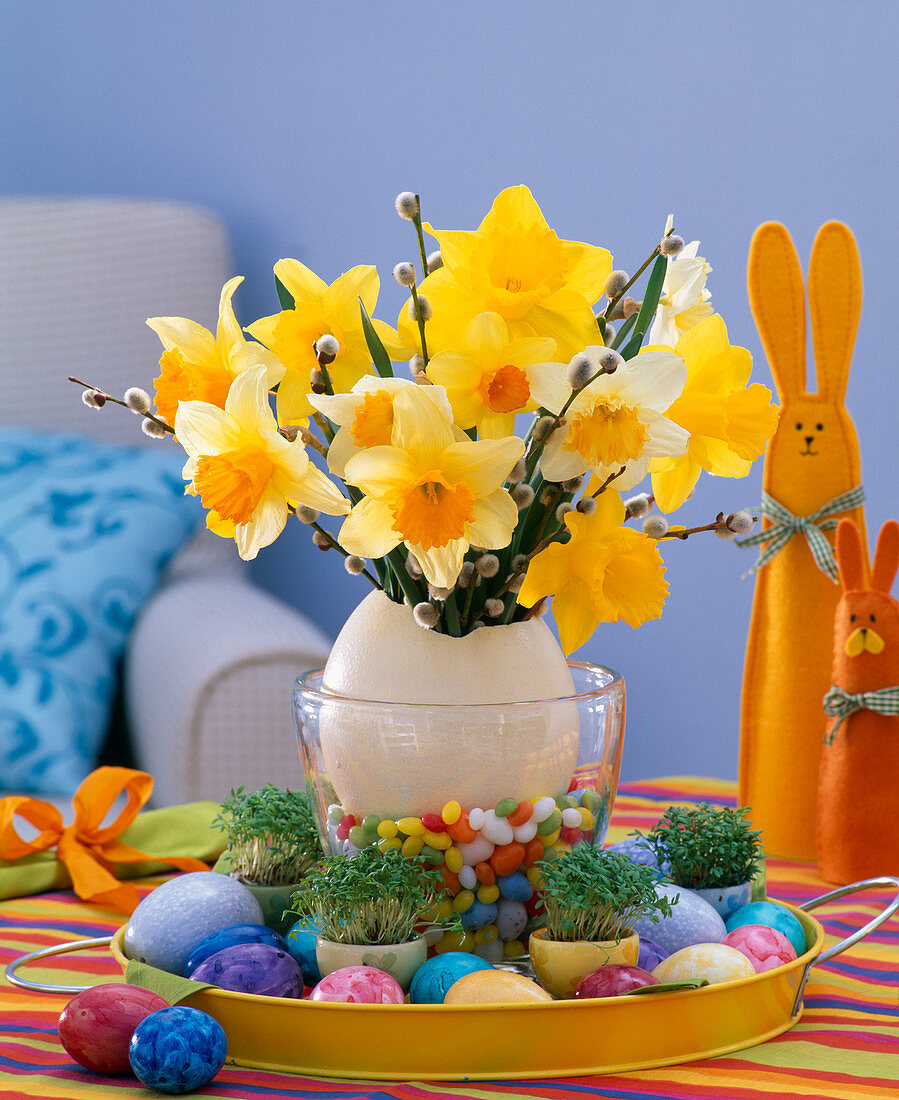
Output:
1,777,897,1099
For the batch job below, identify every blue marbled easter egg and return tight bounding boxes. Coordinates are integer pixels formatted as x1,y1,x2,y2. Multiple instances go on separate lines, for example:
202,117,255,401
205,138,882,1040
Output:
129,1006,226,1094
724,901,808,957
631,881,726,954
183,923,288,978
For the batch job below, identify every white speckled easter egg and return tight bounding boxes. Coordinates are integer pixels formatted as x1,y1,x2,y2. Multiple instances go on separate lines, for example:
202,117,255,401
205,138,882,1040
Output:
124,872,264,975
652,943,755,986
317,591,579,817
630,882,726,955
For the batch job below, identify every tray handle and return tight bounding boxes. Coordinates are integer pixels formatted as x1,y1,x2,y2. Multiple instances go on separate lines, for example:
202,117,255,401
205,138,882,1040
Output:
791,875,899,1015
4,935,114,994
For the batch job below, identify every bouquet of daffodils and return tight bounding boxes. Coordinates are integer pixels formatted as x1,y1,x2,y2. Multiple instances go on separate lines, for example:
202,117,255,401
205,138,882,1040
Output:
77,187,778,654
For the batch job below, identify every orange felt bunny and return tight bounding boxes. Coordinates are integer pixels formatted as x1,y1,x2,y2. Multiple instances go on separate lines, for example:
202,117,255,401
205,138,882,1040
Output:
817,519,899,884
739,222,867,860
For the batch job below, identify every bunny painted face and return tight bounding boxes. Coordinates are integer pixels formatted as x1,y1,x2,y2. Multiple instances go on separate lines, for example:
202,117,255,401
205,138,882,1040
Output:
838,593,892,658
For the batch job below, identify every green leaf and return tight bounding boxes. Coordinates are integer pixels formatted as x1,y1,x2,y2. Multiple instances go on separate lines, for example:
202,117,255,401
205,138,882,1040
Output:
621,253,667,360
275,275,295,311
610,312,637,351
359,298,394,378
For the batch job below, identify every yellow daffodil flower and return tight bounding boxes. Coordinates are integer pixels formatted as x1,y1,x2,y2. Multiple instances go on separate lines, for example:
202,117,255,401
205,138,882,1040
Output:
426,312,565,439
147,276,284,426
529,347,689,490
517,491,668,655
308,375,454,478
246,259,405,426
647,242,713,347
649,315,779,512
338,383,524,587
402,186,612,361
175,365,349,560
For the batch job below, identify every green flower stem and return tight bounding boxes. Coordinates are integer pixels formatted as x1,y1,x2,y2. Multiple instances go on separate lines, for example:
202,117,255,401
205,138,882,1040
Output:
601,243,663,322
443,589,461,637
459,571,479,630
411,198,430,283
409,285,430,364
385,546,425,607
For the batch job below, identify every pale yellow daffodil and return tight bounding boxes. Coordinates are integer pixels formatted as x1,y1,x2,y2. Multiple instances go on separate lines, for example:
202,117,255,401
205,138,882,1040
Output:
246,259,406,426
530,347,689,490
426,312,564,439
147,276,284,426
517,491,668,655
338,383,524,587
649,315,779,512
175,365,348,560
647,241,714,347
307,375,454,478
402,186,613,361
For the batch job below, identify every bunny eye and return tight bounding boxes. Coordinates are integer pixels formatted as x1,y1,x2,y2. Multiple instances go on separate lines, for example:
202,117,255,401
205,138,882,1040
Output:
795,422,803,430
816,423,824,431
850,614,856,622
870,613,876,623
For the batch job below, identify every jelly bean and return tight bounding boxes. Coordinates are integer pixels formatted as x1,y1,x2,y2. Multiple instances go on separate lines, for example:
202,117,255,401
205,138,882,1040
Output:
446,812,478,845
582,788,601,812
342,839,363,856
441,800,462,826
560,826,583,844
439,867,461,894
496,871,532,902
445,846,463,874
525,891,545,918
327,804,343,823
490,841,526,877
460,899,498,931
540,844,562,861
457,835,495,866
473,938,506,964
508,800,533,827
477,884,500,905
503,938,526,957
537,810,562,837
468,807,486,831
339,814,357,831
525,867,544,888
379,837,402,853
561,794,580,810
361,814,381,842
496,899,528,941
512,820,538,844
377,819,398,839
420,845,445,865
531,796,556,823
397,817,425,837
453,890,475,914
348,825,367,848
402,836,424,857
480,810,515,846
561,807,582,828
458,864,477,890
494,797,518,819
422,813,448,833
475,924,498,945
523,836,545,867
335,824,349,842
475,861,495,886
423,830,452,850
436,931,475,954
579,808,596,832
554,842,573,858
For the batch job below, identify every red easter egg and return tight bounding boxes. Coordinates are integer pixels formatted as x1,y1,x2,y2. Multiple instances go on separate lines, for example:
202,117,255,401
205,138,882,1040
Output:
58,983,169,1074
575,964,658,998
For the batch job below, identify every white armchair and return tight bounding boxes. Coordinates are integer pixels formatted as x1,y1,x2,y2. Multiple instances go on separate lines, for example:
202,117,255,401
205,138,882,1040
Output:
0,198,330,807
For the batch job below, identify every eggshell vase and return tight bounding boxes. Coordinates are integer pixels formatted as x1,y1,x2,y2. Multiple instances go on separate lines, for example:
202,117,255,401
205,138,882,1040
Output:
315,933,428,993
528,927,640,999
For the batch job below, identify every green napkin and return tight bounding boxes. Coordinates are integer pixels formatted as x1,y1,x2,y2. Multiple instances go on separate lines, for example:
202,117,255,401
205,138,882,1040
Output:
0,800,226,902
124,958,216,1005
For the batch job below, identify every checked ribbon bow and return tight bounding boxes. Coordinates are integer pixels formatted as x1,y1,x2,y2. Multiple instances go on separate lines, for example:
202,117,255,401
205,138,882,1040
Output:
737,486,865,582
823,685,899,744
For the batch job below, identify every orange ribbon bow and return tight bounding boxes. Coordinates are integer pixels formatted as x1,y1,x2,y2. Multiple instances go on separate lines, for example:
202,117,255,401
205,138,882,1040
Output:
0,767,210,913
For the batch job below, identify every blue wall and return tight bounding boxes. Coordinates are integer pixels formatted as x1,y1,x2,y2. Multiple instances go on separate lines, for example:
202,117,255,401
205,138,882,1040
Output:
3,1,896,781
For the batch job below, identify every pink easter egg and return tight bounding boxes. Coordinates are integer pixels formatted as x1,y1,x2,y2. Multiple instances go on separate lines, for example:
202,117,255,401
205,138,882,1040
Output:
58,983,169,1075
575,964,658,998
309,965,405,1004
722,924,797,972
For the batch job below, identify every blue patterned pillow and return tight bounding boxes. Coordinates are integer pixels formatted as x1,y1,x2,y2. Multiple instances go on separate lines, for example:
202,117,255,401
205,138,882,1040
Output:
0,428,202,794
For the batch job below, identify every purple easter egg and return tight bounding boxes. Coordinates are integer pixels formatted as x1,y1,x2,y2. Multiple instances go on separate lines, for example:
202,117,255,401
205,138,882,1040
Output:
192,942,303,998
722,924,797,972
309,965,405,1004
637,936,669,971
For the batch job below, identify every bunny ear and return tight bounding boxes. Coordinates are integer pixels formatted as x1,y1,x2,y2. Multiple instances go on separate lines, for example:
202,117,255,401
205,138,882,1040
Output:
871,520,899,595
836,518,868,591
808,221,862,404
747,222,807,400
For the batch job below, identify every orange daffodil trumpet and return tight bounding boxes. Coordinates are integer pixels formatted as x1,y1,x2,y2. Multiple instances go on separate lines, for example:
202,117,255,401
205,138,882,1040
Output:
175,366,349,560
88,186,778,654
338,383,524,588
147,276,284,426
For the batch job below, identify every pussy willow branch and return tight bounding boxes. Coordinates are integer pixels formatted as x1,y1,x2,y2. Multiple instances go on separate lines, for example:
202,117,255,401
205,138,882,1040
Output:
600,242,664,321
68,376,174,434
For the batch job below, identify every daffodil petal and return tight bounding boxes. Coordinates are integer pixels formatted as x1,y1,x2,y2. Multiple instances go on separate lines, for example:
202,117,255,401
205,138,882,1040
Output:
288,460,350,516
558,241,614,304
552,576,599,655
273,258,327,303
216,276,246,352
174,400,241,457
598,534,668,628
526,362,571,414
339,497,402,558
275,371,315,426
467,489,519,549
229,341,286,387
619,352,687,412
390,384,455,466
343,446,416,496
539,430,586,482
479,185,549,234
206,509,236,538
641,411,690,457
323,426,356,477
523,305,601,361
441,437,524,498
410,539,466,589
235,487,288,560
224,365,278,435
328,265,379,316
724,383,780,460
650,453,702,513
146,316,216,363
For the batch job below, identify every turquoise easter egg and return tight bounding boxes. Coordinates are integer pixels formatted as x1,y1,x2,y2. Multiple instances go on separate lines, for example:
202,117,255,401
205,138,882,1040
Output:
409,952,493,1004
630,882,726,954
285,916,323,985
724,901,807,957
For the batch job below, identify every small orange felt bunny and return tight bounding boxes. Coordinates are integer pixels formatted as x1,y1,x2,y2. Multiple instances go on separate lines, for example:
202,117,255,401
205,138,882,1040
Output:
817,518,899,884
739,221,866,860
